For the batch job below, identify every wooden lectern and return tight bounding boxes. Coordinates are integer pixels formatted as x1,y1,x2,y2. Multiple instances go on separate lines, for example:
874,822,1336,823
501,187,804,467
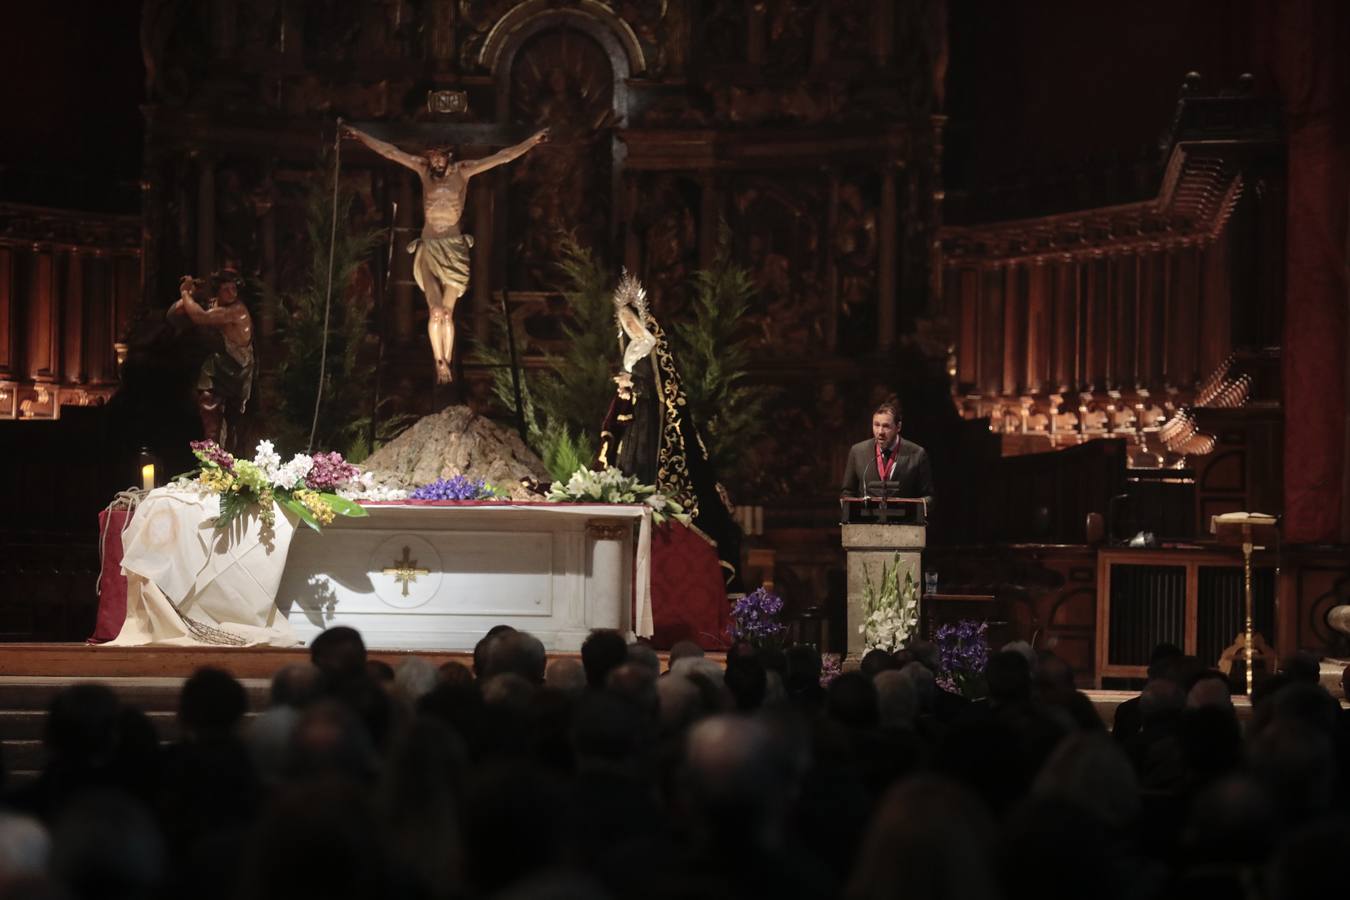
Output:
841,497,927,665
1210,512,1279,695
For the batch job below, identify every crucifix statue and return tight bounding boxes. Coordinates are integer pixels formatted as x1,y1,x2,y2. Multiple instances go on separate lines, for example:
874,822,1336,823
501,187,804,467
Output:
341,121,548,384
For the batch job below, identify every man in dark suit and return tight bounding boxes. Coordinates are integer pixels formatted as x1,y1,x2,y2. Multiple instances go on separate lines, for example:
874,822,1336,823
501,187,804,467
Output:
840,403,935,511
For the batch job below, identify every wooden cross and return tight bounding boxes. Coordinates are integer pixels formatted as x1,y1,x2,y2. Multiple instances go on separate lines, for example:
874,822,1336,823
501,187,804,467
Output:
382,545,430,597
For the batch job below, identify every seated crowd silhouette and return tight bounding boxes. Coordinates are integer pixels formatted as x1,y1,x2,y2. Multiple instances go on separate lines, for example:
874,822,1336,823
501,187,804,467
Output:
1,625,1348,900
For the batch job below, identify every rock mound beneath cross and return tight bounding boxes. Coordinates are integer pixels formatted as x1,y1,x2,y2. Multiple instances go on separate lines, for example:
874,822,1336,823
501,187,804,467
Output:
363,405,550,500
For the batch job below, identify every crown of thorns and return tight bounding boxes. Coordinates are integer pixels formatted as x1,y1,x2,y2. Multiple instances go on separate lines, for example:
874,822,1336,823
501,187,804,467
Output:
612,271,649,326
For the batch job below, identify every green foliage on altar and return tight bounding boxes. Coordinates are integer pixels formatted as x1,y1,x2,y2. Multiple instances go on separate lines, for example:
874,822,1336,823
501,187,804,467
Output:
263,159,383,460
480,238,617,480
668,239,774,479
480,237,771,485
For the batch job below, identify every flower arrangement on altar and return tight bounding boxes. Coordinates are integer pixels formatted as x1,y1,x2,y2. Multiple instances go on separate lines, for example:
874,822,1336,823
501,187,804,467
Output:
409,475,503,501
728,587,786,648
859,556,921,653
545,466,690,526
935,619,991,698
186,440,369,532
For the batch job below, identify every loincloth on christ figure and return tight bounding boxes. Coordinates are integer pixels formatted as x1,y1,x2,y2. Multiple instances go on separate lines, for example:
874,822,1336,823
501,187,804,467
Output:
408,233,475,300
197,345,255,413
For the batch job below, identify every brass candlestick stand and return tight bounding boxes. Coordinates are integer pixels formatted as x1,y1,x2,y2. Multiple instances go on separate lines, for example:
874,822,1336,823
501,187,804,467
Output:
1211,513,1279,695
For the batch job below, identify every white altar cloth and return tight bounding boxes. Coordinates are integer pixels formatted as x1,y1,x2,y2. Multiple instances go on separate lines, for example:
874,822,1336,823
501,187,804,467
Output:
109,487,652,650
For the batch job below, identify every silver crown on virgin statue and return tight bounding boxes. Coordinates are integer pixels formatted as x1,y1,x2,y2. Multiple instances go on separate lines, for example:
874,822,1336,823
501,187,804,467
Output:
612,270,650,328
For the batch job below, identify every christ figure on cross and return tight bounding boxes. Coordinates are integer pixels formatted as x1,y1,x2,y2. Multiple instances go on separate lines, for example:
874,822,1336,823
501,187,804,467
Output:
342,122,549,383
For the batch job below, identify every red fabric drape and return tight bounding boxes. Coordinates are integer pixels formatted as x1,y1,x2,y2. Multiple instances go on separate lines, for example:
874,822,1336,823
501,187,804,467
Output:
1261,0,1350,542
91,507,133,642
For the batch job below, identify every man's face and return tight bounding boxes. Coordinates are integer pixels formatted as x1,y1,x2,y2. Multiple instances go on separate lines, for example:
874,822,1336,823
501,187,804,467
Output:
217,281,238,305
872,412,898,447
427,150,450,175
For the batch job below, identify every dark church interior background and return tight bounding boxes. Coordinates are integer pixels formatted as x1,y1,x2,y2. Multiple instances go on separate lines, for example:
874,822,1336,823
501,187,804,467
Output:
0,0,1346,680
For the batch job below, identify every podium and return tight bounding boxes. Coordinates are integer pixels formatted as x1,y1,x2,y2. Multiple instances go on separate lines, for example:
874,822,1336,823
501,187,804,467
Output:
1210,512,1279,695
841,497,926,664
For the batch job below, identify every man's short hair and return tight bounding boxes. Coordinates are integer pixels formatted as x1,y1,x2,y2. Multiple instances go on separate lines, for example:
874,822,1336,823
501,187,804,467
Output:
873,402,900,422
580,629,629,688
309,626,367,682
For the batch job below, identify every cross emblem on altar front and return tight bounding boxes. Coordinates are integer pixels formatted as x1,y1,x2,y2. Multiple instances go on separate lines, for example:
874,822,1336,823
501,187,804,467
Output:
382,546,431,597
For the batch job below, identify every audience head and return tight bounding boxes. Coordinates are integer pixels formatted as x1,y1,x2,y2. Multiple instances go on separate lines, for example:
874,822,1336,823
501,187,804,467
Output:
269,664,324,708
783,644,822,695
0,813,50,887
827,672,879,729
45,683,122,768
985,650,1032,705
50,791,166,900
656,675,706,734
1146,641,1184,680
847,776,999,900
392,656,439,706
1032,732,1140,830
681,715,792,848
899,661,937,711
860,649,898,678
1001,640,1036,668
364,659,395,684
1034,651,1075,695
473,625,517,677
178,666,248,740
544,657,586,697
905,639,941,673
1187,673,1233,710
580,629,628,689
874,669,918,729
723,654,768,712
482,631,547,684
605,662,659,718
437,660,474,687
626,641,661,676
1280,650,1321,684
309,626,368,683
667,640,705,670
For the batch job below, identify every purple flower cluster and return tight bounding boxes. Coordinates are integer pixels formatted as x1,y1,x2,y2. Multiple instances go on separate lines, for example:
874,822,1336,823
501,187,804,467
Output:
410,474,494,501
819,653,843,688
935,619,990,696
728,587,786,647
190,440,235,470
305,452,360,491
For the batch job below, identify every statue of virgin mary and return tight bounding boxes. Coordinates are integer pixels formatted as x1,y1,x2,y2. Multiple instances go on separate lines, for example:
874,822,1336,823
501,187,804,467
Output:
596,274,742,586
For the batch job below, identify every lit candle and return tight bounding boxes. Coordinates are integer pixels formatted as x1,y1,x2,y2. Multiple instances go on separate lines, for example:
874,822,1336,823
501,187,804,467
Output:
141,463,155,493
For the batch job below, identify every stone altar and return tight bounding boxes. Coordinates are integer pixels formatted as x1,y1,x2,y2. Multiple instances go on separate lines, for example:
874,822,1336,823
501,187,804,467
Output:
277,502,649,651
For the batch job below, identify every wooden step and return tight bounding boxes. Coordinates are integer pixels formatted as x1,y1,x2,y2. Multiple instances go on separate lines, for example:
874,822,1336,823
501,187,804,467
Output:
0,676,271,711
0,708,181,742
0,643,479,679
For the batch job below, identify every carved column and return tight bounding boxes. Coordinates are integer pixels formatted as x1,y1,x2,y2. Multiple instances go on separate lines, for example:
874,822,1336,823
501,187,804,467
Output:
63,251,84,384
27,248,58,382
0,248,12,381
877,163,898,352
392,172,417,343
195,154,216,276
85,253,111,385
